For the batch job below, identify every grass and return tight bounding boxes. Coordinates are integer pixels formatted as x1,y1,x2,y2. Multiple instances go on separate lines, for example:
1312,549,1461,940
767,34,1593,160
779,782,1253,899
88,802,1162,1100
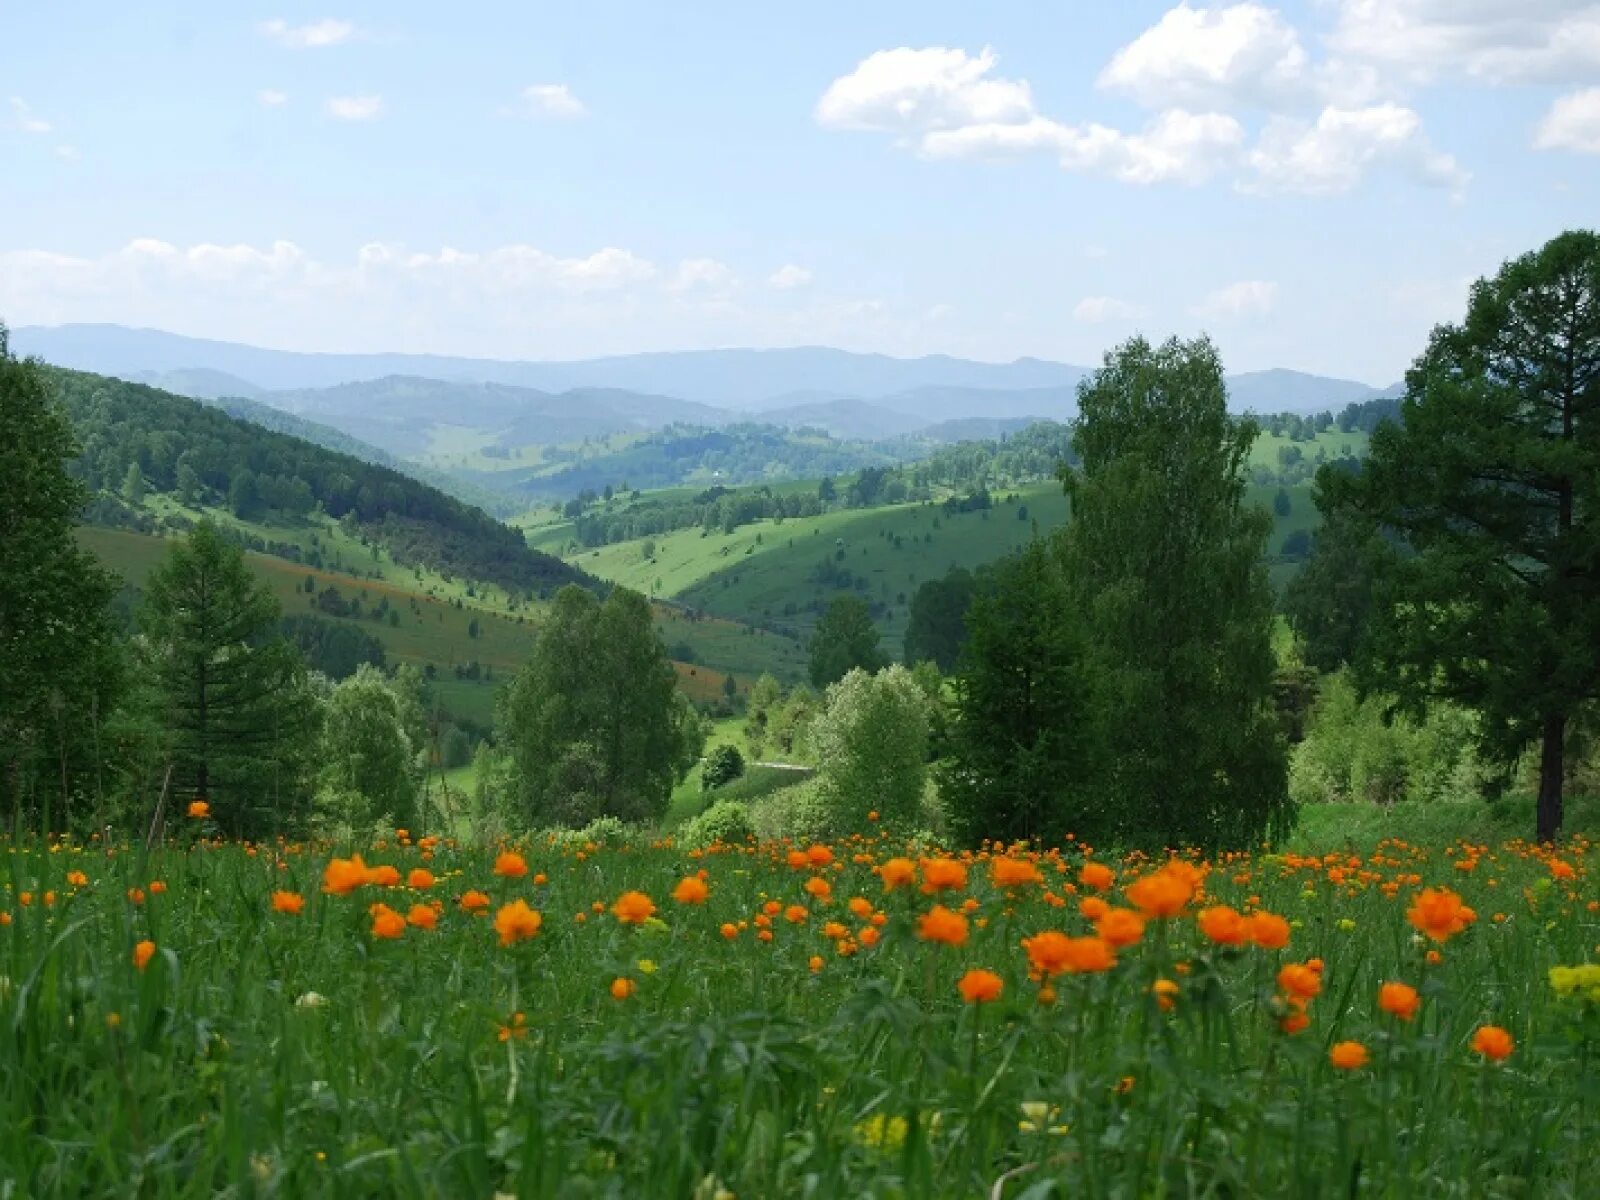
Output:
2,822,1594,1196
1288,795,1600,855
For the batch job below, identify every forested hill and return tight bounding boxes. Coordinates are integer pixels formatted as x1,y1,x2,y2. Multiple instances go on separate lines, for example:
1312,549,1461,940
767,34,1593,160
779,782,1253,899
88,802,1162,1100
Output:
44,366,591,596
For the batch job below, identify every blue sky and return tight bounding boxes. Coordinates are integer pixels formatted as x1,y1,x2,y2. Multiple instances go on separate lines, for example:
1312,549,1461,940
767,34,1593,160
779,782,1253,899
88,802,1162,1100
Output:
3,2,1598,382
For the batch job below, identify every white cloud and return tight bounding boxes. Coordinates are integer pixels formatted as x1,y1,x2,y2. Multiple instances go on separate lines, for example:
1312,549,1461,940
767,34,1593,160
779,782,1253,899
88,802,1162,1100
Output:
815,46,1036,139
1536,87,1600,153
1100,3,1314,110
1194,279,1278,319
7,97,52,134
768,264,813,290
667,258,737,294
327,95,384,122
1246,104,1467,194
259,90,289,107
1328,1,1600,88
1073,296,1146,322
258,18,356,50
512,84,587,119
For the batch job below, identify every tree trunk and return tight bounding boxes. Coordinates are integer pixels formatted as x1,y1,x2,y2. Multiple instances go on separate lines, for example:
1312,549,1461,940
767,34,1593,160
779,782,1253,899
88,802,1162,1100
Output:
1537,712,1565,843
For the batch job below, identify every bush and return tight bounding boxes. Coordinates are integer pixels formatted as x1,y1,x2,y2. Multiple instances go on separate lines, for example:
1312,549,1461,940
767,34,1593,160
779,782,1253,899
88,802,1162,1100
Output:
701,744,746,791
677,799,755,849
749,778,835,842
808,666,930,833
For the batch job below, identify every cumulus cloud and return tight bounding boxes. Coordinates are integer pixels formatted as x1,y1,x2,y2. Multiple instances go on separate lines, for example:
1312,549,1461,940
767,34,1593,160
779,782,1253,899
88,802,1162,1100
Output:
511,84,587,119
1536,87,1600,153
327,95,384,122
1193,280,1278,319
1246,104,1467,194
667,258,737,294
769,264,814,290
258,90,289,107
1099,3,1314,110
7,97,52,134
1072,296,1146,322
258,18,356,49
818,45,1245,185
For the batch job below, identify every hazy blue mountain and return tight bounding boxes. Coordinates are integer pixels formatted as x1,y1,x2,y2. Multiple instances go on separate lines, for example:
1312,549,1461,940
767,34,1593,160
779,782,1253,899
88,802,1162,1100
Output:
758,398,931,440
1225,368,1395,415
871,383,1081,423
130,367,266,400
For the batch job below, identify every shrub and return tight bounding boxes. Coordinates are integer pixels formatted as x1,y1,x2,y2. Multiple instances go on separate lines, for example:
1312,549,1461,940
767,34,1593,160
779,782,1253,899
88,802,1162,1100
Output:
677,800,755,849
701,744,746,791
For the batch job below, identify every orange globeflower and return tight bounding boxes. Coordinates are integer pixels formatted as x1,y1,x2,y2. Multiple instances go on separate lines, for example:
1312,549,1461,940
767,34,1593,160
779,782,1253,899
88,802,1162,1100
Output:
322,855,368,895
1197,905,1249,946
66,870,88,888
1152,978,1180,1012
803,876,832,901
1022,930,1074,978
1079,862,1115,892
1125,870,1192,919
1280,1010,1311,1035
132,939,156,971
1277,963,1323,1002
370,905,406,939
1079,895,1110,922
784,904,809,924
407,868,435,890
957,969,1004,1004
672,876,710,905
880,858,917,891
1407,886,1477,943
917,904,970,946
1060,935,1117,974
612,891,657,926
719,922,739,940
1245,911,1291,950
1378,981,1420,1021
494,851,529,879
806,845,834,867
1096,907,1147,948
920,858,968,894
848,896,874,919
610,977,636,1000
406,904,438,930
1472,1025,1514,1061
271,890,305,915
495,899,543,946
991,857,1043,889
187,799,210,819
1329,1041,1369,1070
460,890,491,915
366,864,401,888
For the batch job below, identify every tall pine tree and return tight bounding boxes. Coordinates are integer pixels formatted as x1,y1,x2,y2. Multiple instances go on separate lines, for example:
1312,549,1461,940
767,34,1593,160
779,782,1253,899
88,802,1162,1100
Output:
139,519,314,835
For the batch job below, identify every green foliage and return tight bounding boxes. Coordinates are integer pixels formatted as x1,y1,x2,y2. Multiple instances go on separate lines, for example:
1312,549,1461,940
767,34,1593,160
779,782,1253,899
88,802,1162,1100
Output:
1323,231,1600,841
939,541,1098,846
1282,500,1395,673
808,595,888,688
902,566,978,670
676,798,755,848
279,614,387,680
701,744,746,792
138,519,318,835
1060,335,1290,850
315,664,417,834
0,327,123,831
498,585,704,826
808,666,930,833
742,673,782,759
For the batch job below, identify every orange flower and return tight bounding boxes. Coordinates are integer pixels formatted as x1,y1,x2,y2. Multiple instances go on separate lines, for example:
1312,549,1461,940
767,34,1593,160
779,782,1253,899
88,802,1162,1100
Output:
370,905,406,939
1096,907,1146,948
1197,905,1249,946
1277,963,1323,1002
1079,895,1110,921
1059,935,1117,973
407,903,438,930
149,880,167,895
322,855,368,895
125,888,144,906
920,858,968,894
806,845,834,867
784,904,809,924
271,890,305,915
610,977,636,1000
1329,1041,1369,1070
460,890,491,915
848,896,874,919
187,799,210,819
808,954,825,973
366,864,401,888
803,876,832,901
408,868,435,890
1125,869,1192,919
498,1012,528,1042
1079,862,1115,892
1022,930,1073,978
880,858,917,891
132,939,156,971
672,876,710,905
991,857,1043,889
66,870,88,887
1471,1025,1514,1061
957,969,1004,1004
1245,911,1291,950
917,904,970,946
1279,1010,1310,1035
1407,886,1476,943
1378,981,1420,1021
494,851,529,879
719,922,739,940
1152,978,1180,1011
612,890,657,925
495,899,543,946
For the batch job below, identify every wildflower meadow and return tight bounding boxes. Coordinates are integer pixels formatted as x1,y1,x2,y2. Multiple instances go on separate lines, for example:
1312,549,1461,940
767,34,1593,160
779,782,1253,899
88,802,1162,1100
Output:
2,817,1596,1198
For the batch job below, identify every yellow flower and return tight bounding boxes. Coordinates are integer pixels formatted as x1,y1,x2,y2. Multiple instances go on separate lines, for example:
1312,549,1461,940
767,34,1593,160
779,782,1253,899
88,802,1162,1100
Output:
853,1113,908,1151
1019,1101,1068,1135
637,959,658,975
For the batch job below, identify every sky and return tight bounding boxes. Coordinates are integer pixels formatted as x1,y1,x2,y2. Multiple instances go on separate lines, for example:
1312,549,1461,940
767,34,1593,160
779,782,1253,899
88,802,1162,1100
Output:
2,2,1598,384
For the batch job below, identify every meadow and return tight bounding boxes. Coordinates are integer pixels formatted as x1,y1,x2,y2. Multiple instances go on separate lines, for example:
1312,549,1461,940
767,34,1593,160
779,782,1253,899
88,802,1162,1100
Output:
3,822,1593,1197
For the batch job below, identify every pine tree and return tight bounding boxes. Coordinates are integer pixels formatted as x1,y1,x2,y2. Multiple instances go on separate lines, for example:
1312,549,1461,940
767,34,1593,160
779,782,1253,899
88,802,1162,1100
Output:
139,519,315,835
808,595,887,688
0,325,122,831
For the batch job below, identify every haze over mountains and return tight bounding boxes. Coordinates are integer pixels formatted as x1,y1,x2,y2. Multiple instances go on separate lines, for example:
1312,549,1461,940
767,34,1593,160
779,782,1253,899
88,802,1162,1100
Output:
13,323,1401,452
